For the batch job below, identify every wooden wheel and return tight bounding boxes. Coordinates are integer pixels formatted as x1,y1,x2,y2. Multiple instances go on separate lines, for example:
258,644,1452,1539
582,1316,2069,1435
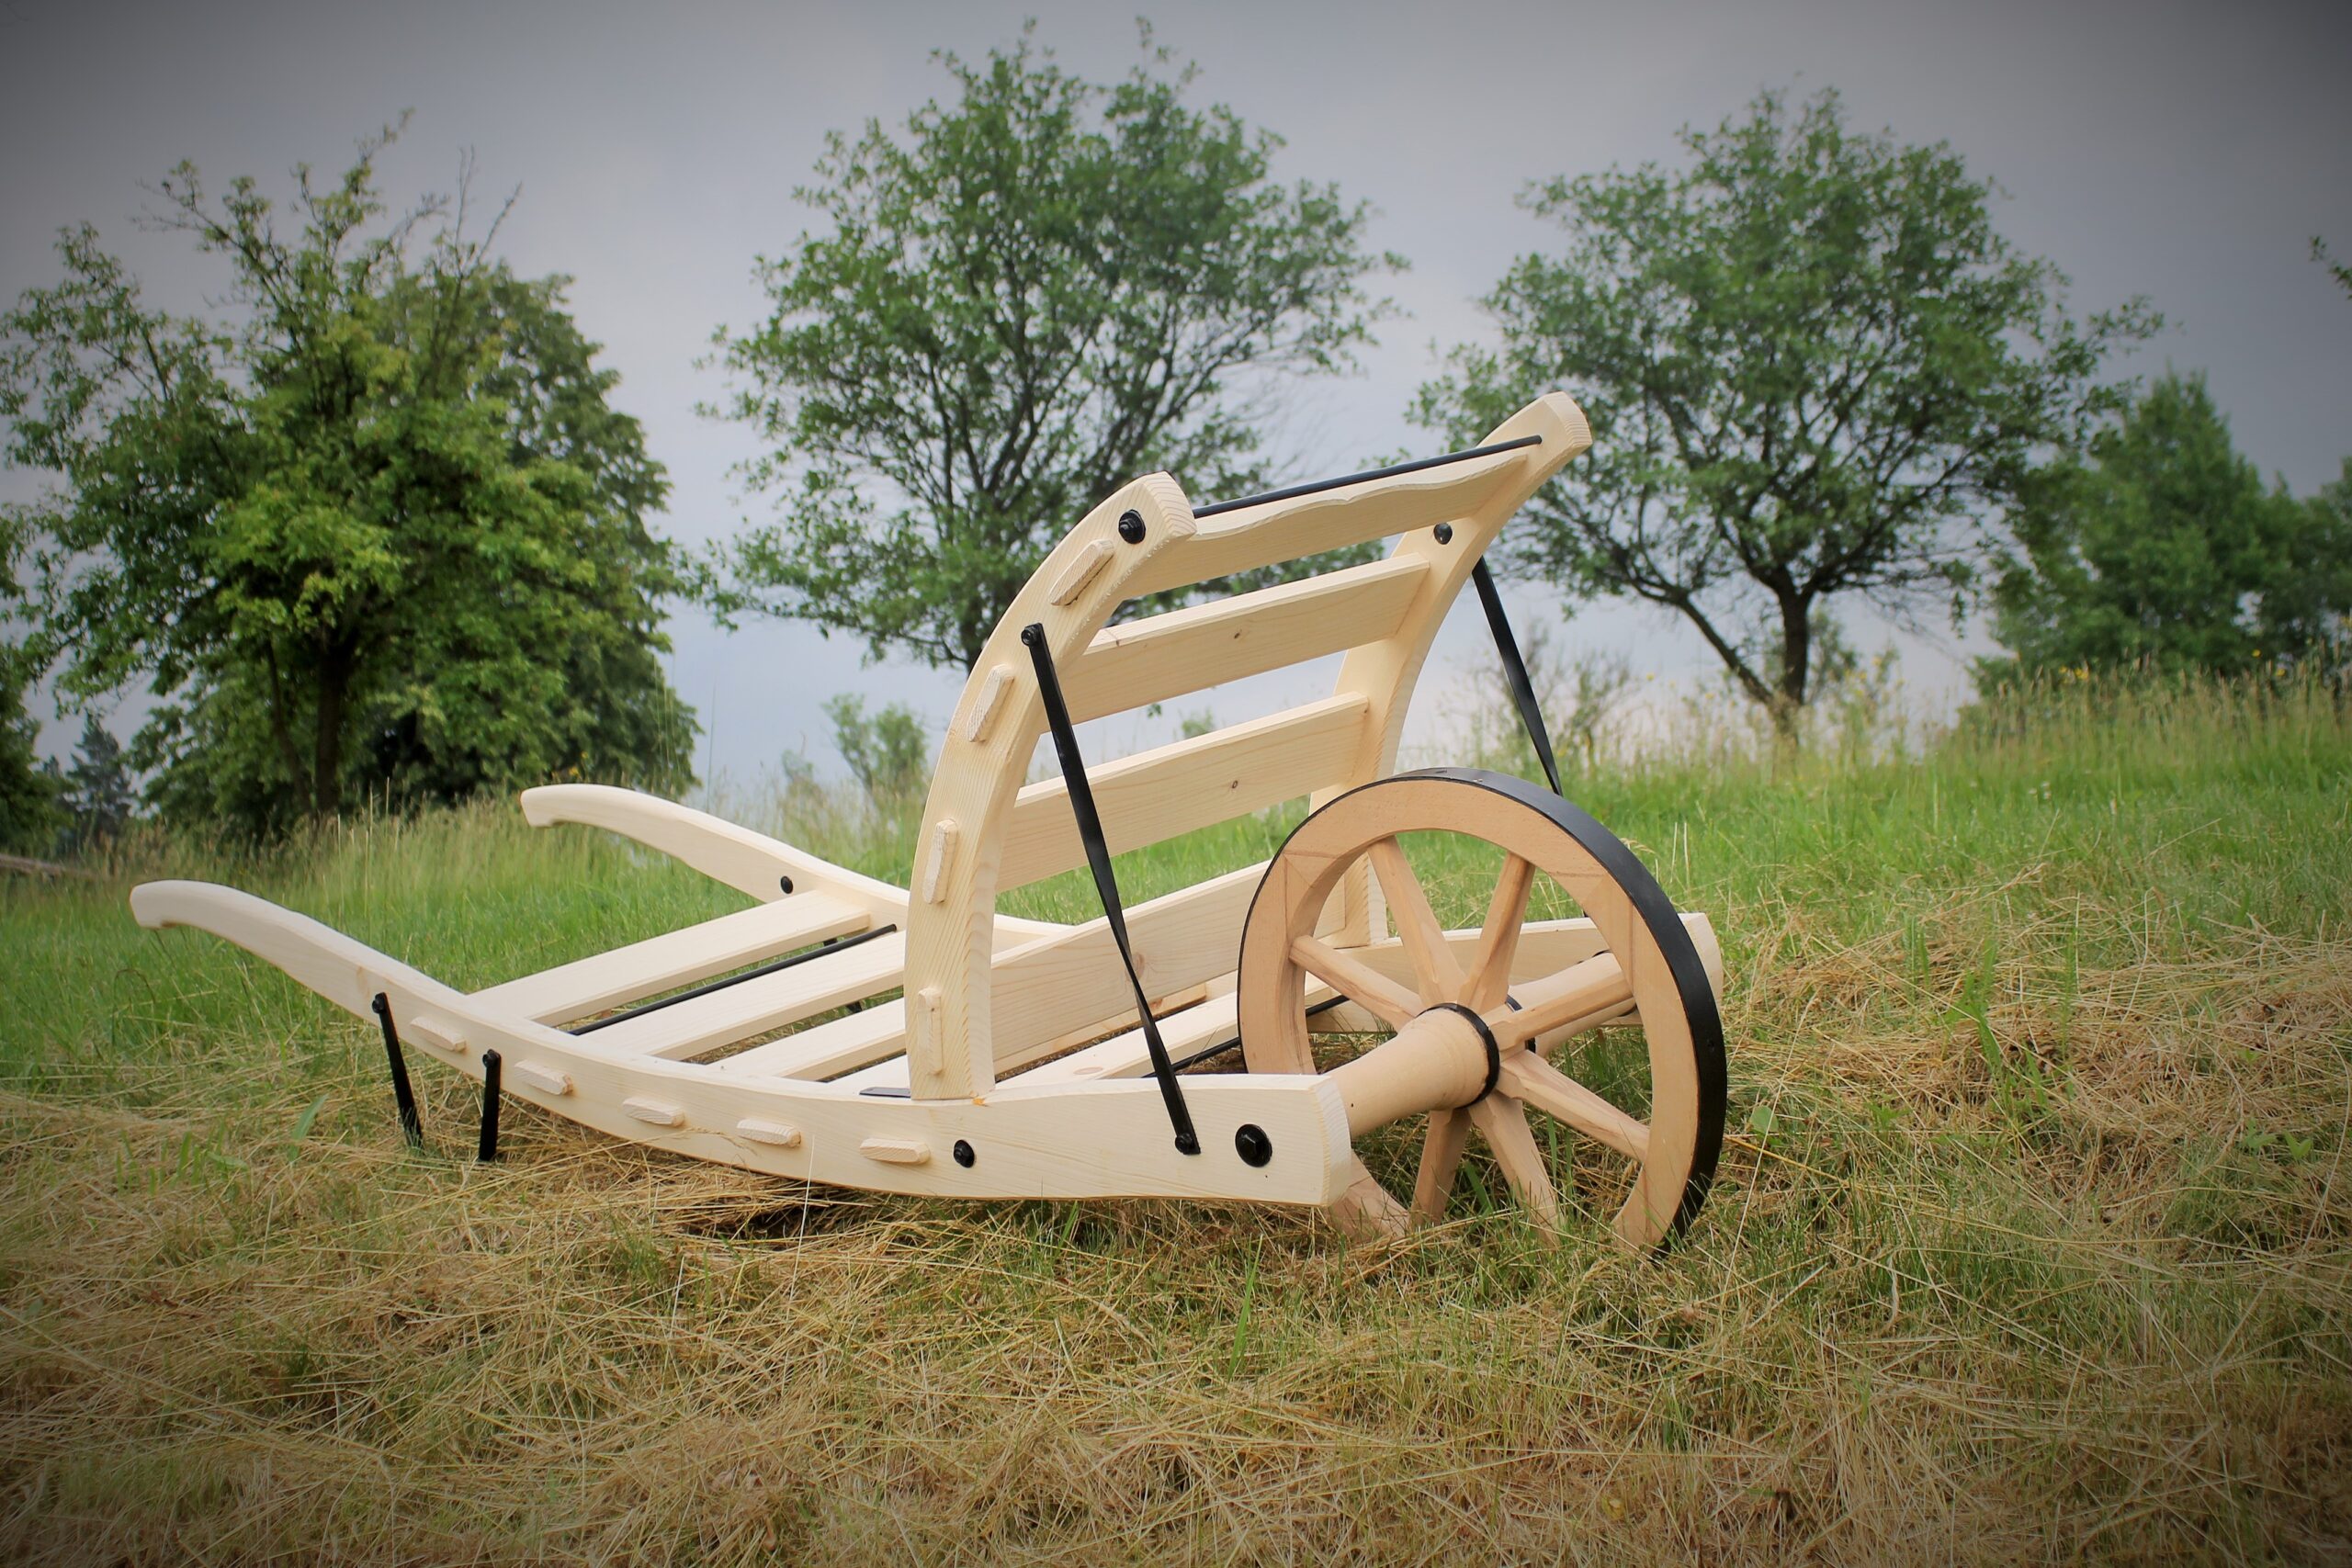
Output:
1237,768,1725,1250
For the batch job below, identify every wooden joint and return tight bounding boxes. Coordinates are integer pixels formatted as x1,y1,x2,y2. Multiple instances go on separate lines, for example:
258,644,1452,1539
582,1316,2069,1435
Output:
511,1059,573,1096
918,821,958,904
1048,539,1116,605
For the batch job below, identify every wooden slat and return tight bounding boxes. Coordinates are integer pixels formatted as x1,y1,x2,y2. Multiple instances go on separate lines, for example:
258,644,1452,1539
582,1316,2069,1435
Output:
1003,992,1245,1087
1126,446,1532,599
1059,556,1427,722
470,895,867,1024
998,695,1368,889
725,864,1264,1082
710,996,917,1083
582,932,907,1061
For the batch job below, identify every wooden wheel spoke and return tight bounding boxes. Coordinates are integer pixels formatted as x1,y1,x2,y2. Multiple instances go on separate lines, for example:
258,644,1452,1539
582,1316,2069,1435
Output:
1290,934,1419,1031
1467,1096,1561,1236
1368,837,1465,1004
1329,1156,1410,1242
1498,1051,1650,1164
1411,1107,1473,1224
1489,952,1632,1044
1464,853,1535,1010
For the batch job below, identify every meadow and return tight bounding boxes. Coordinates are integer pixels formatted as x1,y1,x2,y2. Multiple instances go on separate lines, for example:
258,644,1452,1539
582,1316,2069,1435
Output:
1,676,2346,1562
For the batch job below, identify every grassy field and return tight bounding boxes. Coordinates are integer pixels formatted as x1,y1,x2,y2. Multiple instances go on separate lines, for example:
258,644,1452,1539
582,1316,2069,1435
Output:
2,678,2347,1563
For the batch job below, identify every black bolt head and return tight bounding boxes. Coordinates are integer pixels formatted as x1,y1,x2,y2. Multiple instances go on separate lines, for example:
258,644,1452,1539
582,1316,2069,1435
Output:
1234,1124,1273,1168
777,874,794,895
953,1139,976,1168
1434,522,1454,545
1118,509,1147,544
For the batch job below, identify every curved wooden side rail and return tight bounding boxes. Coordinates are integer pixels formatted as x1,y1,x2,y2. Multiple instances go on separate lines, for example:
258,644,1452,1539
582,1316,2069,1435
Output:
129,878,1354,1205
520,784,1066,946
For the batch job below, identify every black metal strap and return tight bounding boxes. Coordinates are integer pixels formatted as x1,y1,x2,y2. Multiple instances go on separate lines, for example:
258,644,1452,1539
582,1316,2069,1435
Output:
371,993,425,1150
1195,433,1543,519
477,1049,503,1163
1022,622,1201,1156
1471,559,1563,796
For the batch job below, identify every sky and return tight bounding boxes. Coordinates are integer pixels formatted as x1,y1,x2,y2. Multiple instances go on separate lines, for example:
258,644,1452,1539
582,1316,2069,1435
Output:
5,0,2349,793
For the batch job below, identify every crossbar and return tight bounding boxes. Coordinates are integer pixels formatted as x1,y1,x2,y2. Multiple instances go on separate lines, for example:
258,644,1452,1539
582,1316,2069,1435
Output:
1125,445,1535,600
996,694,1368,889
1192,434,1544,518
1060,555,1426,724
579,930,909,1060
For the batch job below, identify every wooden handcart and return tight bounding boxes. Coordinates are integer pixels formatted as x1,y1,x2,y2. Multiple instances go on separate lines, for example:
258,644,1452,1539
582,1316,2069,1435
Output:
133,392,1727,1247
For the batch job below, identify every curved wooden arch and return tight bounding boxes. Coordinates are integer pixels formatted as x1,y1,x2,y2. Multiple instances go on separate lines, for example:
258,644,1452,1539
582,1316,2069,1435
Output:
901,393,1592,1098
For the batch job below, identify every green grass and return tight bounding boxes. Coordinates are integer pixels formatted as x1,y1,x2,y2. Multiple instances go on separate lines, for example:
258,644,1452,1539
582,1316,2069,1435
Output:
2,675,2347,1562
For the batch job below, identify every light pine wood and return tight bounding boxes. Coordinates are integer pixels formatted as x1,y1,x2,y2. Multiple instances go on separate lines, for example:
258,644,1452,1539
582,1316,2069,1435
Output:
1322,1007,1492,1137
585,932,908,1061
1125,445,1538,600
902,474,1200,1098
130,879,1356,1204
732,863,1263,1082
1411,1108,1473,1224
1235,770,1718,1248
1490,953,1633,1045
1307,912,1718,1032
130,393,1738,1248
1468,1094,1562,1236
1464,855,1535,1010
470,895,868,1024
1290,934,1419,1030
1498,1052,1648,1163
1058,555,1427,722
995,694,1367,889
519,784,1063,944
1313,394,1592,946
1366,838,1466,1004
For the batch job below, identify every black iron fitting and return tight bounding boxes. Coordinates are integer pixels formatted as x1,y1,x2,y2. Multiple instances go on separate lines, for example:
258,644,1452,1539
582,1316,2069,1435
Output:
1472,558,1565,797
1022,621,1202,1156
1194,434,1544,519
1422,1001,1505,1104
371,992,425,1151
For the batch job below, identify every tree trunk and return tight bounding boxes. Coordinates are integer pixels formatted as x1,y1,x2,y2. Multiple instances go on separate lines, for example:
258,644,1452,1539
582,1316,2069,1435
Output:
1770,594,1812,745
311,656,348,820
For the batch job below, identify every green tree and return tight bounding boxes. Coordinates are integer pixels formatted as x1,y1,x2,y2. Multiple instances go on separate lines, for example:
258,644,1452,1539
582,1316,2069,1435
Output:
703,27,1404,671
1,125,695,832
1416,88,2155,734
2316,236,2352,300
823,694,930,807
0,515,63,854
1985,372,2352,680
59,712,134,853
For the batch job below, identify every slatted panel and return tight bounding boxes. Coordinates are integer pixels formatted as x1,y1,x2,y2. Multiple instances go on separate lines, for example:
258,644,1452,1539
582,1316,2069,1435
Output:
724,865,1263,1080
1059,556,1427,723
470,895,867,1025
1125,446,1532,599
997,695,1367,889
579,931,906,1061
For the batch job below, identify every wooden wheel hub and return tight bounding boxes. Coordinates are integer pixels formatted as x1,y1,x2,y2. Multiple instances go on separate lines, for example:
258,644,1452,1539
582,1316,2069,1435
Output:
1324,1003,1501,1136
1238,768,1728,1249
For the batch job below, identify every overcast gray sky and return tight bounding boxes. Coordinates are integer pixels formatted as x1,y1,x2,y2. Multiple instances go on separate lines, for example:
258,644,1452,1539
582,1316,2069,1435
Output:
6,0,2348,790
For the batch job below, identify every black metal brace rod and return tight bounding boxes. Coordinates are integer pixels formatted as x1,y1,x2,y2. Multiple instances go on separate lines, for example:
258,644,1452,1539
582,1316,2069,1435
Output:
477,1048,503,1163
370,992,424,1150
567,922,899,1036
1193,434,1543,520
1472,558,1565,796
1022,622,1201,1156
